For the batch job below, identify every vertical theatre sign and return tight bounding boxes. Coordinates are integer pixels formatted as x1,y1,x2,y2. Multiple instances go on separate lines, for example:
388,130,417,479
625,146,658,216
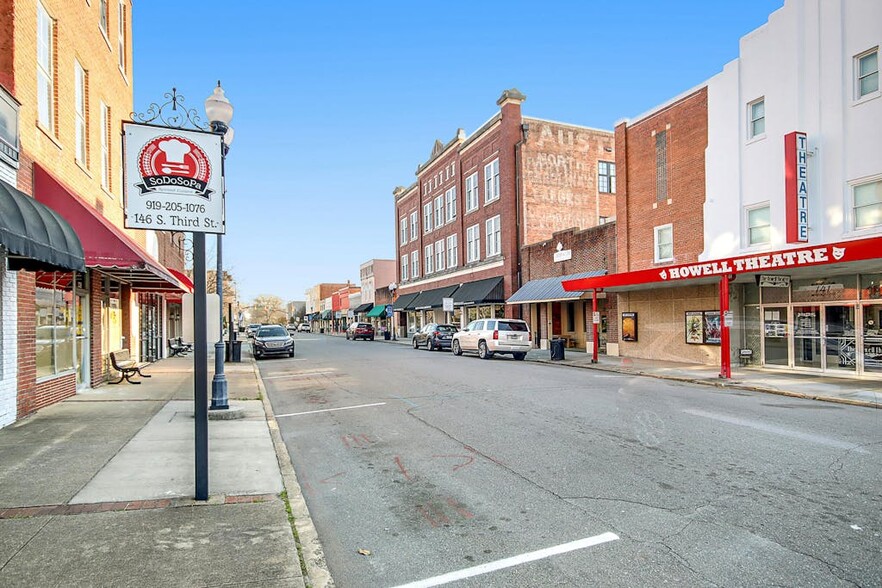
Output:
123,122,225,234
784,131,808,243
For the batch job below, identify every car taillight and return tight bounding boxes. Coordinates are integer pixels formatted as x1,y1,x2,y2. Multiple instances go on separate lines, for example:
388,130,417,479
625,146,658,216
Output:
493,330,499,340
528,331,532,341
433,331,440,337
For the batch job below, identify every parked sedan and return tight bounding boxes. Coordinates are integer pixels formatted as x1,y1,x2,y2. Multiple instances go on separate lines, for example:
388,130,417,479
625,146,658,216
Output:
246,323,262,338
346,322,375,341
451,318,531,360
412,323,458,351
252,324,295,359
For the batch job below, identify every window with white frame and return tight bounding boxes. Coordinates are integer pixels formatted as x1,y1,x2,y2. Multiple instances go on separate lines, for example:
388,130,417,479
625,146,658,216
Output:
400,217,407,245
856,48,879,99
99,0,108,36
598,161,616,194
654,224,673,262
465,172,479,212
411,251,419,279
409,211,418,240
423,203,432,233
118,2,127,73
466,224,480,263
484,159,500,203
100,102,111,191
37,2,54,132
445,187,457,222
853,179,882,230
424,244,434,274
401,255,409,281
434,195,444,227
435,239,445,271
748,98,765,139
446,234,458,268
746,204,771,246
485,215,501,257
74,61,87,165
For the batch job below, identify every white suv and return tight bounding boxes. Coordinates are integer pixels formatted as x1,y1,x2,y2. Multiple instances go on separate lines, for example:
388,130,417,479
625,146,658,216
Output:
452,318,531,360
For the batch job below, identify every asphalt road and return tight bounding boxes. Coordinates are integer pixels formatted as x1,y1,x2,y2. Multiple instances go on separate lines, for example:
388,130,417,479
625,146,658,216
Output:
258,334,882,588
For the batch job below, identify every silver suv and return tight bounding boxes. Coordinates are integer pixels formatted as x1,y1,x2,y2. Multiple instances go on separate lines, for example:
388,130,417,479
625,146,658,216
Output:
452,318,531,360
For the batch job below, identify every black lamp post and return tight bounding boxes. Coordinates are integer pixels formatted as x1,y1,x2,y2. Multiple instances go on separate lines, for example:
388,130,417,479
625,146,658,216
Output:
388,282,397,340
204,82,234,411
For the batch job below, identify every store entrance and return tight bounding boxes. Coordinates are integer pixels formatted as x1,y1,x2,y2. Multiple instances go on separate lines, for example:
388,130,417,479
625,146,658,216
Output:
762,303,858,373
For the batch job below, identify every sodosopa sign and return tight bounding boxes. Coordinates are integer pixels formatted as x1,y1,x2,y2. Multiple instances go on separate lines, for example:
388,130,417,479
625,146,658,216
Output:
123,122,225,234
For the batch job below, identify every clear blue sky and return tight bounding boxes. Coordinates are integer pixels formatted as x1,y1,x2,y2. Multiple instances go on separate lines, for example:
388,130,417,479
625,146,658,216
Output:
132,0,783,304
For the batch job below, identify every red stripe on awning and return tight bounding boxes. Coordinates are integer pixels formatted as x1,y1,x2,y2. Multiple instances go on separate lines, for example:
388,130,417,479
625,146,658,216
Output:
167,267,194,293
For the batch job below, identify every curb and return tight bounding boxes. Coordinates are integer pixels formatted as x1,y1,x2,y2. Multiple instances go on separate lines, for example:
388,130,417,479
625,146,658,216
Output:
251,355,335,588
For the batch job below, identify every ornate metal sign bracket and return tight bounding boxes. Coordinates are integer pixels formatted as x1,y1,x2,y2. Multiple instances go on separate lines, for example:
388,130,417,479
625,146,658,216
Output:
130,87,207,131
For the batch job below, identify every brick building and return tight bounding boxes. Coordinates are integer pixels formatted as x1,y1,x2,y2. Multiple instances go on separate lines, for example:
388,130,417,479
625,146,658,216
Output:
0,1,188,428
392,89,615,337
304,282,349,332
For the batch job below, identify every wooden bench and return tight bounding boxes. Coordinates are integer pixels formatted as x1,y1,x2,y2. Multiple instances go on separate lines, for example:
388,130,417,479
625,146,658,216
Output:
168,338,189,357
109,349,152,384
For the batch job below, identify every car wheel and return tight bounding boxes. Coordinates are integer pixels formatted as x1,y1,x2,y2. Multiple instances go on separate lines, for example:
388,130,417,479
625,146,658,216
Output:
289,350,295,358
370,336,375,341
412,337,419,349
478,341,493,359
345,333,350,340
452,340,462,356
514,352,526,361
429,338,437,351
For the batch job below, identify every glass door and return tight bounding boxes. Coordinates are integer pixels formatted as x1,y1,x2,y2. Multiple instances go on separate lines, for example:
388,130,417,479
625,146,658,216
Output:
793,305,822,369
823,305,856,373
862,303,882,374
762,306,790,366
75,290,89,388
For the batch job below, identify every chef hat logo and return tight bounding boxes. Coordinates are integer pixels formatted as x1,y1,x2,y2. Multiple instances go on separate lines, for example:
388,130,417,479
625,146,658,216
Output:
158,139,191,164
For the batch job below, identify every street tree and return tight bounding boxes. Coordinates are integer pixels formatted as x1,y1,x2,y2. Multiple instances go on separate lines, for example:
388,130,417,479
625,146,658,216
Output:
249,295,286,324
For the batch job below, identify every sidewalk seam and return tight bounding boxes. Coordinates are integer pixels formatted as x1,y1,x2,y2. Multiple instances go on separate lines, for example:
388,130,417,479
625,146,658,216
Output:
253,356,334,588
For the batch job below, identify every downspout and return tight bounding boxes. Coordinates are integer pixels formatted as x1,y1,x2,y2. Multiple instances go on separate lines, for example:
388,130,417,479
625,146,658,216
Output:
514,123,529,319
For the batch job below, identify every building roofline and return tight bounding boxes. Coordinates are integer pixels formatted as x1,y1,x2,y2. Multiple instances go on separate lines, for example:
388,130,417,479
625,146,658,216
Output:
614,82,708,128
522,116,612,135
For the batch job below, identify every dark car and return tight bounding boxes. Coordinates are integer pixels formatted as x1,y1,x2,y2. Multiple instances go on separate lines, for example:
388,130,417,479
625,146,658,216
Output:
412,323,458,351
346,322,375,341
252,324,295,359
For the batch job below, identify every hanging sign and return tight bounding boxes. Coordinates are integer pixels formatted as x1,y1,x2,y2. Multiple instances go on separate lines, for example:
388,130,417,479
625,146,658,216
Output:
123,122,225,234
757,275,791,288
442,297,454,312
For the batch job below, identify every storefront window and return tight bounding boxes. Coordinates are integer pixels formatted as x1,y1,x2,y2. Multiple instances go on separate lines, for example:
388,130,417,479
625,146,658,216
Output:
452,307,462,326
863,303,882,372
860,273,882,300
477,305,492,319
35,274,75,379
742,282,759,305
493,304,505,318
467,306,477,322
791,276,858,304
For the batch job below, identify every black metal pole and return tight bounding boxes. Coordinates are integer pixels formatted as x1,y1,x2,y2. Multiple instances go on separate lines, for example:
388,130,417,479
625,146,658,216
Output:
193,232,209,500
210,135,229,410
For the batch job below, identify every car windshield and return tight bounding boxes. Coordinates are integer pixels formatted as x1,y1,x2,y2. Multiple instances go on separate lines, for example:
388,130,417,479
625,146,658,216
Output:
435,325,457,332
258,326,287,337
497,321,528,332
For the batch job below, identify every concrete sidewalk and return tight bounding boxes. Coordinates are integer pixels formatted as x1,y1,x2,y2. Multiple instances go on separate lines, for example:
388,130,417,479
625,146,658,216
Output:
0,353,328,588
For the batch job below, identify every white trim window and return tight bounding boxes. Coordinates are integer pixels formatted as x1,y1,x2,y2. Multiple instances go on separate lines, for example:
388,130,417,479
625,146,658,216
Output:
654,224,673,262
746,204,771,246
100,102,112,191
423,203,432,233
445,187,457,222
99,0,108,36
424,244,434,274
409,211,418,240
748,97,765,139
856,48,879,100
465,172,479,212
853,179,882,230
446,234,458,268
484,159,500,203
37,2,54,132
434,195,444,228
400,216,408,245
435,239,445,271
411,251,419,279
401,255,409,281
118,2,127,73
466,224,481,263
598,161,615,194
485,215,501,257
74,61,87,165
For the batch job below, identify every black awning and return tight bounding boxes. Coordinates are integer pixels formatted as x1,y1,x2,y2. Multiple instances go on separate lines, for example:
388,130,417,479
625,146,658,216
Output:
352,303,373,314
453,276,505,306
392,292,420,311
411,284,460,310
0,179,85,272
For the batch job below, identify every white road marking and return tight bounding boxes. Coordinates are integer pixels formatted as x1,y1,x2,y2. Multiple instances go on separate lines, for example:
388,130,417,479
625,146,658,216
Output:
684,408,869,454
389,532,619,588
275,402,386,418
262,371,336,380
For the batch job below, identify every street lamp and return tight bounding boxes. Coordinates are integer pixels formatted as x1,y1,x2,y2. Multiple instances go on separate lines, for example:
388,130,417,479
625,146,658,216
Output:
205,82,234,411
388,282,397,340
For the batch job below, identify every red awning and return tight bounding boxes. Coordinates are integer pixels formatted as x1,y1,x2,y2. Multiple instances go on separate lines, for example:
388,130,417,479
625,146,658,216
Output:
167,267,194,293
563,235,882,293
33,165,189,293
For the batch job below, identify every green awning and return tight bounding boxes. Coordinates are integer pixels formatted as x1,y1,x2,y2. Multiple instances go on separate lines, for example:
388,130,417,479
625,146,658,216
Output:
320,310,332,319
366,304,388,318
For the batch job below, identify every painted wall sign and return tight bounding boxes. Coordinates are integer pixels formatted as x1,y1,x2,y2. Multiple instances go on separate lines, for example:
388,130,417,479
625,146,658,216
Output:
785,131,809,243
123,122,225,234
562,235,882,292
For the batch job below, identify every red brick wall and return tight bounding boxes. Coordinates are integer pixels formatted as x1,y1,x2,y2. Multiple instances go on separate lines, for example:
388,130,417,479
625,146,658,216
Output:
521,223,617,282
0,1,14,93
90,271,105,387
616,87,708,272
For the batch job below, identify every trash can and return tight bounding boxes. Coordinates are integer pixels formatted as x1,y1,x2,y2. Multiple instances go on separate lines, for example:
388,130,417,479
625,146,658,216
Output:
550,338,566,361
384,330,391,340
225,340,242,362
320,328,325,334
